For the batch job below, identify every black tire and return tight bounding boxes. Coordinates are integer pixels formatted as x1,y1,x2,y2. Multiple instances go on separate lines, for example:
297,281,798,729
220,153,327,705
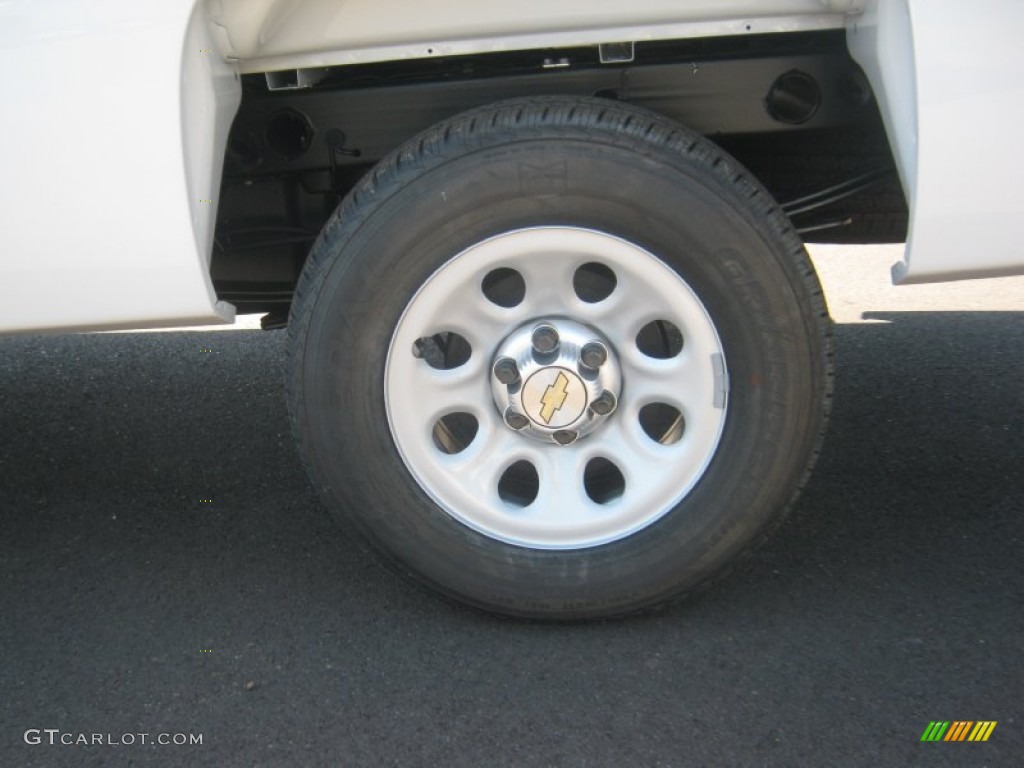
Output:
286,96,832,619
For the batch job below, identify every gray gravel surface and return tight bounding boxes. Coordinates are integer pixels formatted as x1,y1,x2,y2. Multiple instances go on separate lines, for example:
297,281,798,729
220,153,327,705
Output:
1,306,1021,767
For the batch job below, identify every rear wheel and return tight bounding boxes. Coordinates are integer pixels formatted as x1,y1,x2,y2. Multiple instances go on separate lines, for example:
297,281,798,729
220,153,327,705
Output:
287,96,832,619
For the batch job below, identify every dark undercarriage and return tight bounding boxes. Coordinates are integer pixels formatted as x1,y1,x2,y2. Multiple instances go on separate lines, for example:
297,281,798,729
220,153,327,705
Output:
213,30,906,317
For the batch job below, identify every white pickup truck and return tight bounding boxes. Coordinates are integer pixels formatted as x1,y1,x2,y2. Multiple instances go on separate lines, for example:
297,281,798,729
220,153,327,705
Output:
2,1,1021,618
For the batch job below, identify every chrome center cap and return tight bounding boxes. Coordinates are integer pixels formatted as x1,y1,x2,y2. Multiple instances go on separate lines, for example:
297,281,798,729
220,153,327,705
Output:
490,318,622,445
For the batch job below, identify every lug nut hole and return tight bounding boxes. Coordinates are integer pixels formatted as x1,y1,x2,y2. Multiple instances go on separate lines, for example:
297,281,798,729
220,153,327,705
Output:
553,430,577,446
504,408,530,430
493,357,520,385
590,391,617,416
531,324,560,355
580,341,608,369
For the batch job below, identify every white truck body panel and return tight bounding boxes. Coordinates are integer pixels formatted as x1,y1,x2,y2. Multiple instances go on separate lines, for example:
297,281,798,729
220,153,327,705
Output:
0,0,237,333
0,0,1020,334
212,0,855,73
848,0,1024,283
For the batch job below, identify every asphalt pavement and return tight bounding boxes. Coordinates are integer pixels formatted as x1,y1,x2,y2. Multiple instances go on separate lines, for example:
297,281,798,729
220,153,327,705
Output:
1,250,1022,767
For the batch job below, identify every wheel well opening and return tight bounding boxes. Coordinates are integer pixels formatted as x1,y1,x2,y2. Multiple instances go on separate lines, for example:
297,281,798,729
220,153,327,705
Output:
211,29,904,319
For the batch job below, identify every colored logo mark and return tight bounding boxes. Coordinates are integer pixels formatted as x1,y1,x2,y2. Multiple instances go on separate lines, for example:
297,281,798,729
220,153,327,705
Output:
539,371,570,424
920,721,996,742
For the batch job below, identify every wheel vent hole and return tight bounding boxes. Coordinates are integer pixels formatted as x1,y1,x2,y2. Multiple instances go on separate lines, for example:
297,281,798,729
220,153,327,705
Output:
431,413,479,455
498,461,539,507
573,262,617,303
639,403,686,445
481,267,526,308
636,320,683,359
413,332,472,369
584,458,625,505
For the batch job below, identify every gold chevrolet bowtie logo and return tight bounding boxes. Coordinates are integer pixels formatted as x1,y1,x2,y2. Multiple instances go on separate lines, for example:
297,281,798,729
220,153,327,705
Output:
539,372,570,424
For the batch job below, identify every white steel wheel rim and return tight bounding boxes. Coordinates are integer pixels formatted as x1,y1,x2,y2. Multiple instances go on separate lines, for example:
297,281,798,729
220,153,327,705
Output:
385,227,728,550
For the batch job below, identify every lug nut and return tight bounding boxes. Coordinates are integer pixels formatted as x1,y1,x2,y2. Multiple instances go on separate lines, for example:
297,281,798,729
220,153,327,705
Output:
553,430,577,445
504,408,529,430
493,357,520,385
580,341,608,369
590,390,617,416
531,324,559,355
